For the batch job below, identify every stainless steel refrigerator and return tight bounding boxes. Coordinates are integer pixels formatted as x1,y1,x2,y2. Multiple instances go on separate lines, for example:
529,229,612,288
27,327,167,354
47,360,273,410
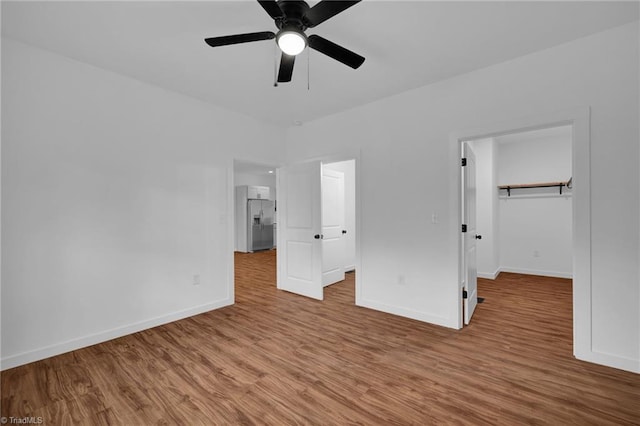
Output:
248,199,275,251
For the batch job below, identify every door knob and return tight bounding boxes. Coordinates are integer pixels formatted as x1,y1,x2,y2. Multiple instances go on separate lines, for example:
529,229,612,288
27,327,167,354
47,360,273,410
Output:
314,234,322,239
342,230,347,234
475,235,482,240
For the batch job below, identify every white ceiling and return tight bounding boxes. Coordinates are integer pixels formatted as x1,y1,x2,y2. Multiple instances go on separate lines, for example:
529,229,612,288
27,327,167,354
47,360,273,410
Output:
2,1,638,127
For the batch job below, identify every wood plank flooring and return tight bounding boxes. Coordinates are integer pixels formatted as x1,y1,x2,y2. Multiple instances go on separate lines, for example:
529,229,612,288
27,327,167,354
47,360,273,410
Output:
2,250,639,425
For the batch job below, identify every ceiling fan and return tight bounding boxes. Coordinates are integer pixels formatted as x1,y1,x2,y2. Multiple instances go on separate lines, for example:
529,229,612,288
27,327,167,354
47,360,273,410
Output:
204,0,365,83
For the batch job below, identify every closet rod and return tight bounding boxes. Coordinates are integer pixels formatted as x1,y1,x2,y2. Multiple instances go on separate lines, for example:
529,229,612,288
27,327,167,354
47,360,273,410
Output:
498,179,572,196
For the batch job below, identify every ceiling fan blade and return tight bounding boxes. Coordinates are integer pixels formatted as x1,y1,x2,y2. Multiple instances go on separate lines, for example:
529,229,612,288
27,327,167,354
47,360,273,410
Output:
308,34,365,69
304,1,361,28
257,0,284,20
204,31,275,48
277,53,295,83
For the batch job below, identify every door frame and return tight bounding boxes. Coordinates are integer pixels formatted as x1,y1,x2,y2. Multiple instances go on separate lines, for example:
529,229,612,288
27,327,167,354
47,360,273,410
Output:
461,142,478,325
277,149,362,302
228,158,282,303
449,107,591,361
228,150,361,303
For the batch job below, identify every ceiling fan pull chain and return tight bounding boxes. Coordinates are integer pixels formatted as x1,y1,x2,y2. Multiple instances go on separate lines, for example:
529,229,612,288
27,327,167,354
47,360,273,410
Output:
273,42,279,87
307,47,310,91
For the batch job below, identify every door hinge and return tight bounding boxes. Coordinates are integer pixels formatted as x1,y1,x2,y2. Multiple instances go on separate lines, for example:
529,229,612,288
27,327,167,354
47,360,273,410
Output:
461,158,467,167
462,224,467,233
462,290,468,299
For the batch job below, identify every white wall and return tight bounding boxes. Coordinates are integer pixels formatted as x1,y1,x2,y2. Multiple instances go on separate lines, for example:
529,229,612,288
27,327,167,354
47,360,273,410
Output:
498,133,572,278
285,22,639,372
2,23,638,375
0,38,285,369
0,3,3,365
469,139,499,278
323,160,356,271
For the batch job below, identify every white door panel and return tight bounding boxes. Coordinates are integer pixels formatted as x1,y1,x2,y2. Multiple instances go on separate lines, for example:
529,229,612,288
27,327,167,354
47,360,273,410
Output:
463,144,479,324
322,167,345,286
287,241,313,281
277,161,323,300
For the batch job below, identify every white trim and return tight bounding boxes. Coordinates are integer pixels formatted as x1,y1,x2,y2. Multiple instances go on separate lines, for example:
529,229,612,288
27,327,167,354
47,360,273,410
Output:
569,108,593,366
477,269,500,280
358,298,457,329
587,351,640,374
226,159,236,304
0,14,3,374
230,157,284,299
498,267,573,280
0,299,232,371
449,107,595,365
478,268,572,280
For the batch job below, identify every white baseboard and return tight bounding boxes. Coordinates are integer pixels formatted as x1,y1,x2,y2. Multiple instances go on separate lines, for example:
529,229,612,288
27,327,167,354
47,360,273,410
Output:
575,349,640,374
0,298,233,371
357,298,457,330
497,267,573,279
478,268,500,280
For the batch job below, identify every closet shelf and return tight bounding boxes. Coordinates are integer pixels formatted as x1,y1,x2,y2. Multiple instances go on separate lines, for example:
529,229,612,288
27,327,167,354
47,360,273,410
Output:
498,178,572,196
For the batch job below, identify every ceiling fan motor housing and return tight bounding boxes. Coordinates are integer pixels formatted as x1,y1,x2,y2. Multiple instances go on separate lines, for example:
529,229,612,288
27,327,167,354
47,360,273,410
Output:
275,0,311,31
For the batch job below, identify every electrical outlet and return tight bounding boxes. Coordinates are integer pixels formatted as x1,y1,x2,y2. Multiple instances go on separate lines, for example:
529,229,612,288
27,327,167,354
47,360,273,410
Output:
533,250,540,258
398,274,405,285
193,274,200,285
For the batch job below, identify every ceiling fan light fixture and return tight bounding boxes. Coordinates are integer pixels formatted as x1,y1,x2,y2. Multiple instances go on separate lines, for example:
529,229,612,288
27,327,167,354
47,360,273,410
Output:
276,29,307,56
204,0,366,84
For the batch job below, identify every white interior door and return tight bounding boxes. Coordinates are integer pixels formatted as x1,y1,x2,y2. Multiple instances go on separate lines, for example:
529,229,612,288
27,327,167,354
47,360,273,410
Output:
276,161,323,300
463,143,478,324
321,167,345,287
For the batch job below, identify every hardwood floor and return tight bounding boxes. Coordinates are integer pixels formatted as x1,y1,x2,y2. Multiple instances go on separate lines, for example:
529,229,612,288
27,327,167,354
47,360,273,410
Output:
2,250,639,425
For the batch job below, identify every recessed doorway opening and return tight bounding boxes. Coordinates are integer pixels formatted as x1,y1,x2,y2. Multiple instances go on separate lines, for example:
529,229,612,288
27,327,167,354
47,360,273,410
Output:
451,107,591,363
462,125,573,325
232,157,358,304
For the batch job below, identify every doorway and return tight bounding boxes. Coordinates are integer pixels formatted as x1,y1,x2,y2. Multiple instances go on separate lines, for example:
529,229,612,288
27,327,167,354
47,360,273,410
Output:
233,160,278,253
232,157,358,303
276,158,358,301
451,107,591,361
463,126,573,324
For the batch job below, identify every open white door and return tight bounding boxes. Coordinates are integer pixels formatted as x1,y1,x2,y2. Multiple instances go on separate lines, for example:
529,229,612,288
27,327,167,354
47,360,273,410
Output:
321,167,346,286
277,161,323,300
463,143,479,324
